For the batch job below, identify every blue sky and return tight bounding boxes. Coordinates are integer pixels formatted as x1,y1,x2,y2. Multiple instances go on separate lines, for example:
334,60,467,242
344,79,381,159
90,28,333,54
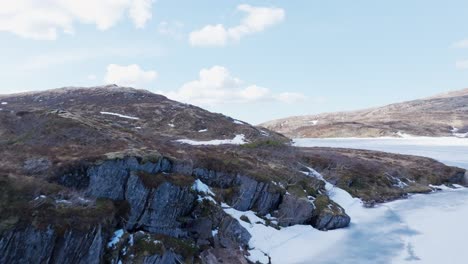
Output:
1,0,468,124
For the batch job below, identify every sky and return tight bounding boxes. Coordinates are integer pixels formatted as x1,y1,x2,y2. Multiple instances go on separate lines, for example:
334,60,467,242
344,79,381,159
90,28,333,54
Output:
1,0,468,124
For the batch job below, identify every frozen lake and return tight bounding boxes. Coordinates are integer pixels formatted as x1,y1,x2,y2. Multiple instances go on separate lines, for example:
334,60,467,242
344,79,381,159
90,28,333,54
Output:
236,138,468,263
293,137,468,169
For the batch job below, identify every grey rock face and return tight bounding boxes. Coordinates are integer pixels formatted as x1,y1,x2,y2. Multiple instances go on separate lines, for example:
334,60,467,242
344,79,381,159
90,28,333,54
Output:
125,172,152,230
0,226,56,264
58,156,172,196
0,225,106,264
313,211,351,230
90,160,196,235
59,157,197,236
216,217,252,249
192,168,235,188
200,248,249,264
136,182,196,235
232,175,281,215
312,203,351,231
192,168,281,216
85,157,172,200
142,251,183,264
276,195,315,226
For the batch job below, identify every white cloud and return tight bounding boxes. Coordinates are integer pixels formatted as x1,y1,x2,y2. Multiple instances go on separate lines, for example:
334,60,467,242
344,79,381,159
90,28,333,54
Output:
161,66,305,105
129,0,154,28
190,24,228,46
455,60,468,69
453,39,468,49
189,5,285,46
104,64,158,88
158,20,184,39
0,0,155,40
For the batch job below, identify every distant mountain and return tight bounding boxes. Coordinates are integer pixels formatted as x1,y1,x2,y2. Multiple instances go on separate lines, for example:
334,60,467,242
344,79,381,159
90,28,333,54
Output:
261,88,468,138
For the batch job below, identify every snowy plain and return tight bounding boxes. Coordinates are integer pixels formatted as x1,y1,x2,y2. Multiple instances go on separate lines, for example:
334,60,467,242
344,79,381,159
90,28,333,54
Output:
282,137,468,264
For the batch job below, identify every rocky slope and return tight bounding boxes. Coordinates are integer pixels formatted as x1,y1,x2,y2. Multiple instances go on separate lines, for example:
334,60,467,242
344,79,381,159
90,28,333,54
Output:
0,85,466,264
261,88,468,138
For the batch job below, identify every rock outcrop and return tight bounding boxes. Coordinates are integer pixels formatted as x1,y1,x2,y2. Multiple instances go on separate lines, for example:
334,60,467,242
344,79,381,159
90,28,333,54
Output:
0,225,106,264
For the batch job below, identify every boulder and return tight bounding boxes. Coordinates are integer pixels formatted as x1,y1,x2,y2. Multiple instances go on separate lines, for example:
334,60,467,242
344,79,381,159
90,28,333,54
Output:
276,194,314,226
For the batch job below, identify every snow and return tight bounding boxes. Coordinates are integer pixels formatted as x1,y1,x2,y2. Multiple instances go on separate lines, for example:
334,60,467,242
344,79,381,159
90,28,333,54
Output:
386,174,409,188
107,229,125,248
100,112,139,120
168,123,175,128
33,195,46,201
260,130,270,137
233,119,245,125
192,179,217,204
192,179,215,196
1,102,7,105
309,120,318,125
452,127,468,138
198,129,208,132
175,134,247,146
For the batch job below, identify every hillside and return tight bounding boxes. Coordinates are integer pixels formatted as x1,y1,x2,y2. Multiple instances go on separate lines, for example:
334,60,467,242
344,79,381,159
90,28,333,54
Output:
261,88,468,138
0,85,465,264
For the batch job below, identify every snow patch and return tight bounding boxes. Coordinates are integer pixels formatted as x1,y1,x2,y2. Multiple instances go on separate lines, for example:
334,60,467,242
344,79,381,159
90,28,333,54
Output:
395,131,414,138
193,179,217,204
233,119,245,125
107,229,125,248
198,129,208,132
451,127,468,138
192,179,215,196
175,134,247,146
1,102,7,105
33,195,47,201
309,120,318,125
100,112,139,120
386,174,409,188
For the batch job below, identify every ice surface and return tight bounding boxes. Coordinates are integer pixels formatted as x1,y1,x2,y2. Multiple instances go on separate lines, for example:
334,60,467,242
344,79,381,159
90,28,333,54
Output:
294,137,468,169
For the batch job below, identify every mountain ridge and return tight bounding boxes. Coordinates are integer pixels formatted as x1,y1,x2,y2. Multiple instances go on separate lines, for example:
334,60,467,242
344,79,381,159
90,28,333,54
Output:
261,88,468,138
